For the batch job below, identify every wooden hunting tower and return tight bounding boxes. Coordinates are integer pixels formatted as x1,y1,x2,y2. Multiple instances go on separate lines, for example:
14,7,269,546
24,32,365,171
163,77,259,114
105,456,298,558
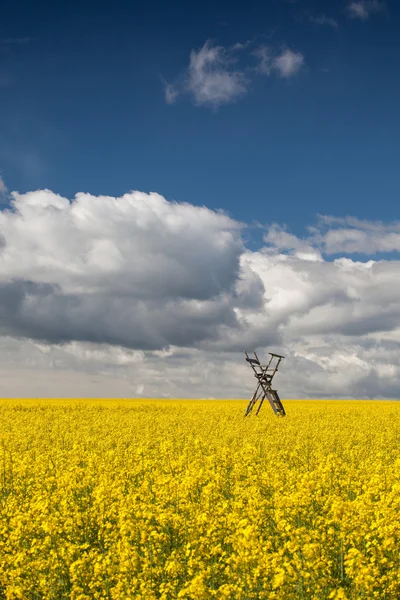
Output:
244,351,286,417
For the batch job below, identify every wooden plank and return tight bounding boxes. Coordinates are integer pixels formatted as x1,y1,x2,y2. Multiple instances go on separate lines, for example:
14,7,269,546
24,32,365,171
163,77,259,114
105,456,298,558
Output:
245,357,260,366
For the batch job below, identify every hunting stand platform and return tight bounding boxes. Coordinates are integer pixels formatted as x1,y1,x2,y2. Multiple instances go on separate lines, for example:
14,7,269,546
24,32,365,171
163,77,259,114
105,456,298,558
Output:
244,351,286,417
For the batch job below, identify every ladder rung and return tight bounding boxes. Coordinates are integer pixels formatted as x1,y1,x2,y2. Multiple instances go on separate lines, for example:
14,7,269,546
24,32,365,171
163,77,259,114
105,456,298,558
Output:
246,357,260,365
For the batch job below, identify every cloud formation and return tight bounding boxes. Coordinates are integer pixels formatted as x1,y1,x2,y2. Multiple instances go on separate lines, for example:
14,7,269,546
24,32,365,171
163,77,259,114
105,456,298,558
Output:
271,49,305,78
165,40,305,108
164,41,248,108
185,41,248,107
0,189,252,350
347,1,385,20
255,47,305,78
1,189,400,398
164,81,180,105
265,216,400,256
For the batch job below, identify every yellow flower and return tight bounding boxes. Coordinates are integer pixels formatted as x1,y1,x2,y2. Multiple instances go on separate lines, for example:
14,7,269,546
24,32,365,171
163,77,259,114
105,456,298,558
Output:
0,398,399,599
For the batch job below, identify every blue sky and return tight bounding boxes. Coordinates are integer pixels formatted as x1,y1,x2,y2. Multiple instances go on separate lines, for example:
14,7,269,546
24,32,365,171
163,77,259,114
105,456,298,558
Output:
2,0,400,399
1,0,399,234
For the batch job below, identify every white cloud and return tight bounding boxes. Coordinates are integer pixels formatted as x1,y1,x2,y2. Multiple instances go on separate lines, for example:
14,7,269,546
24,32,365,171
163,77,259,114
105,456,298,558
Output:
166,40,305,108
315,215,400,254
264,224,322,261
2,190,400,398
347,1,384,20
310,15,339,28
184,41,248,107
0,189,250,350
164,81,179,105
265,216,400,256
273,49,305,78
254,47,304,78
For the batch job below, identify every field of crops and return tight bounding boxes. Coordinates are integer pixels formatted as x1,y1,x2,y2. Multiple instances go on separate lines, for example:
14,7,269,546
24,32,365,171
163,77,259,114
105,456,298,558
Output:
0,399,400,599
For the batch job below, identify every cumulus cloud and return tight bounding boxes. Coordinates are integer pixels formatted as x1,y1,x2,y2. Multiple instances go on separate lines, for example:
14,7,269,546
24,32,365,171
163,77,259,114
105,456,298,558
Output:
240,250,400,398
0,189,252,350
347,1,385,20
166,39,305,108
1,189,400,399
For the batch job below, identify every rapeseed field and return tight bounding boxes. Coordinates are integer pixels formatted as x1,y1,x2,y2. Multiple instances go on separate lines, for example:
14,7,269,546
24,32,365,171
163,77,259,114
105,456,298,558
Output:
0,399,399,599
